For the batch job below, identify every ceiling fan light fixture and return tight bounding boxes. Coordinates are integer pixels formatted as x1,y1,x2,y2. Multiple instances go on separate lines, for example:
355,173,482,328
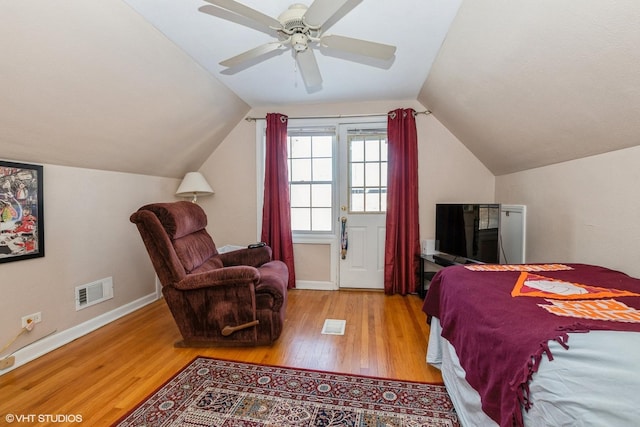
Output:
291,33,309,52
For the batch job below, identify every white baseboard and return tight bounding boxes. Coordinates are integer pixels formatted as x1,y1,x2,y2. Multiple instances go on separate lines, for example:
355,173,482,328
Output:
0,292,159,376
295,280,338,291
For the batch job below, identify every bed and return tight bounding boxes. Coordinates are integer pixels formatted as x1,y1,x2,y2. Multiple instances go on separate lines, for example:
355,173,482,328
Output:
422,263,640,427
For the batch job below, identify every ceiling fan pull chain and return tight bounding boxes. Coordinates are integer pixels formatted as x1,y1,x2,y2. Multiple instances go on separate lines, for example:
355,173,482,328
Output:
293,54,299,88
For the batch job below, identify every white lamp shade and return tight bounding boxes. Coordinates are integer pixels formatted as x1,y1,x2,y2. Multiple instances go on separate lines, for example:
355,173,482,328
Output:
176,172,214,202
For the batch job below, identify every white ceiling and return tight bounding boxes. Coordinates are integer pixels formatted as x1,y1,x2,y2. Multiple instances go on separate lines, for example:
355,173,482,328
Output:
122,0,462,106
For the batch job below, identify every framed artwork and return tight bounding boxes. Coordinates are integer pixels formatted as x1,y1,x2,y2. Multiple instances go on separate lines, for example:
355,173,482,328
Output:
0,160,44,263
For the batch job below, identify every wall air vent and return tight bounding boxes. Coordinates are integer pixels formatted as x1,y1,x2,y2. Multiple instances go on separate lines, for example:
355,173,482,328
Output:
75,277,114,311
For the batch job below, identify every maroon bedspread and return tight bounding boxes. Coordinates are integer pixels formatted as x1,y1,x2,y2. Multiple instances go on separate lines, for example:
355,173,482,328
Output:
422,263,640,427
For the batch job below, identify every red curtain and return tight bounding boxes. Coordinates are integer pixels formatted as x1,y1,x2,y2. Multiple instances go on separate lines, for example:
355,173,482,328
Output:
261,113,296,288
384,108,420,295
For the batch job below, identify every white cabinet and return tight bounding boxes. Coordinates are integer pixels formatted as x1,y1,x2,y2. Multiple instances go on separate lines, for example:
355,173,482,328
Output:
500,204,526,264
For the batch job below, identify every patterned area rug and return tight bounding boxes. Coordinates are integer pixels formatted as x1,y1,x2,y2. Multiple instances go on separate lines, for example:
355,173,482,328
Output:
114,357,459,426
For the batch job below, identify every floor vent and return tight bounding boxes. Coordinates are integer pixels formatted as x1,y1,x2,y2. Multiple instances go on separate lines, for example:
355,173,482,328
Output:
321,319,346,335
76,277,114,311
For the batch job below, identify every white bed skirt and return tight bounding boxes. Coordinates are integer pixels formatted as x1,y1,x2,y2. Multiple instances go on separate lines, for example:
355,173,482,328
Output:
427,318,640,426
428,318,497,427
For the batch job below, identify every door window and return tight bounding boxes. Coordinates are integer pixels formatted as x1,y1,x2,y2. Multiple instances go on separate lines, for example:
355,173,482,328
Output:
348,133,388,213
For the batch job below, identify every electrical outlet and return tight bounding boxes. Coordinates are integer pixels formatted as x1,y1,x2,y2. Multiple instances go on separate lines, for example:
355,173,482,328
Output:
21,312,42,328
0,356,15,370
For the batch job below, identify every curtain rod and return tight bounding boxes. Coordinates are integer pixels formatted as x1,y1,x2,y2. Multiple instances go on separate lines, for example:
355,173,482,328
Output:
244,110,431,122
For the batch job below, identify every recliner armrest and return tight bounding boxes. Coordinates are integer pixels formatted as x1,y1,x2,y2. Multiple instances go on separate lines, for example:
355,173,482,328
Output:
254,260,288,311
173,265,259,291
219,246,272,268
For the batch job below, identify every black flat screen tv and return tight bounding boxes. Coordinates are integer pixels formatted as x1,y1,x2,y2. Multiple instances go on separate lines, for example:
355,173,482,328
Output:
435,203,501,264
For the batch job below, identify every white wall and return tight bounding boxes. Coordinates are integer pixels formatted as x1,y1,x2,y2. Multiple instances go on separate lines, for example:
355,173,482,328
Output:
0,162,178,372
496,145,640,278
419,114,496,239
198,116,261,246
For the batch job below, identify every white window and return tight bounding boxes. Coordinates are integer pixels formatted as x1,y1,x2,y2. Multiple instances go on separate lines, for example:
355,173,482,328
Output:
347,132,387,213
287,129,336,233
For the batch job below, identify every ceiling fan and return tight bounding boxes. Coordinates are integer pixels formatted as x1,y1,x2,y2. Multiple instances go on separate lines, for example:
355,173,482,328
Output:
199,0,397,89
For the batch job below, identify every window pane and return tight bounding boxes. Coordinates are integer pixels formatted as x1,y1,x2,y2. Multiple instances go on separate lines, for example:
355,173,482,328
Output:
312,158,332,181
311,184,332,207
365,163,380,187
381,163,388,186
350,139,364,162
351,163,364,187
365,138,380,161
381,140,388,161
350,189,364,212
312,208,332,231
312,136,332,157
290,183,310,207
291,158,311,182
291,208,310,231
365,191,380,212
290,136,311,158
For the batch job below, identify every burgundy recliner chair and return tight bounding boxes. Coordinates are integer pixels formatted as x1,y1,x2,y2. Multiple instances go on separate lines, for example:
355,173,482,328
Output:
130,201,288,347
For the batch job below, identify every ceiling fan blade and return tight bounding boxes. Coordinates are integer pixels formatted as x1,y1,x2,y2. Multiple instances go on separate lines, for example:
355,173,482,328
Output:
321,34,396,60
303,0,350,27
296,49,322,88
219,42,283,68
203,0,282,30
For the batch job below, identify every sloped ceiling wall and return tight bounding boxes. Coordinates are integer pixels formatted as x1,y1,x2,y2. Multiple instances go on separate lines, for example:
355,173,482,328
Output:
0,0,249,178
419,0,640,176
2,1,640,178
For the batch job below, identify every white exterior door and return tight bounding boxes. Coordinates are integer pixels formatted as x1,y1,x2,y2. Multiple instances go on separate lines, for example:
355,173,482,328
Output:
338,125,387,289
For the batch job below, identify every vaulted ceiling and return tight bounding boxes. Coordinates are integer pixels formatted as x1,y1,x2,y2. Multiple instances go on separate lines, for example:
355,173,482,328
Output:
419,0,640,175
2,0,639,178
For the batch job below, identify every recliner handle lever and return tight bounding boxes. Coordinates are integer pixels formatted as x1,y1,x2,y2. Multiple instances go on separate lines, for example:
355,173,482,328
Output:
221,320,260,336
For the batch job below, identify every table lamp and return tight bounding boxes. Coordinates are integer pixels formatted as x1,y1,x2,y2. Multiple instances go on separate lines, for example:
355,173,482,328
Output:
175,172,214,203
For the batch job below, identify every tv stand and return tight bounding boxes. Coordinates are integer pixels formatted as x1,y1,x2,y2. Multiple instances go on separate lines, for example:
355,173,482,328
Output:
432,253,481,267
419,253,484,298
419,254,443,298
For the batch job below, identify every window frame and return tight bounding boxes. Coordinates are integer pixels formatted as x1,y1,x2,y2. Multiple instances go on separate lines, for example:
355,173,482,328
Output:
286,128,337,234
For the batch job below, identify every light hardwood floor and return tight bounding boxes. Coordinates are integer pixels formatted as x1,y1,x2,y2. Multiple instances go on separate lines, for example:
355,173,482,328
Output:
0,289,441,425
